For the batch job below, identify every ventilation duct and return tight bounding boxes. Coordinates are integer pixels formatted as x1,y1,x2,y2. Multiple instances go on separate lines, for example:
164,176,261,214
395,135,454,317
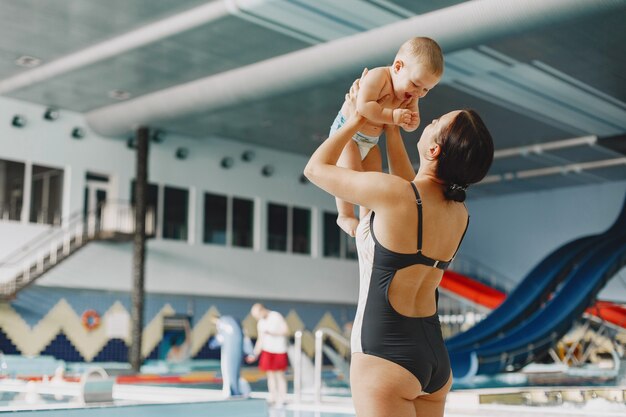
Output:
85,0,625,137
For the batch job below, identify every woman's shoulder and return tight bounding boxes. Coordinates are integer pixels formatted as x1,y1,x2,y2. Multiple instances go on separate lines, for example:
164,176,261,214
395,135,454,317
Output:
413,180,468,213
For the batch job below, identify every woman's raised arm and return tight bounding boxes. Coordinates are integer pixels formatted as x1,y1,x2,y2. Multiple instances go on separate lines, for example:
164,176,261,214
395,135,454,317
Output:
304,81,404,212
385,124,415,181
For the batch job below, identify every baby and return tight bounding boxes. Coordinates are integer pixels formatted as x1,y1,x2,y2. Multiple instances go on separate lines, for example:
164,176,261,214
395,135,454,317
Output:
330,37,444,236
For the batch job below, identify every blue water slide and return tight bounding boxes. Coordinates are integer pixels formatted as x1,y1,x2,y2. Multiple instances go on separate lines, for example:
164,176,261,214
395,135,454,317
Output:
451,231,626,378
447,193,626,352
446,236,595,351
449,194,626,378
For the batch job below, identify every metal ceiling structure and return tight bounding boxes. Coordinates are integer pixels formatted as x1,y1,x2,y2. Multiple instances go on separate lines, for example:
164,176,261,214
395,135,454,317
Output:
1,0,625,198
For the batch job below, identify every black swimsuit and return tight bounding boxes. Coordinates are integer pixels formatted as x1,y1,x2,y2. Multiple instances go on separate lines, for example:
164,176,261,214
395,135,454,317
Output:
351,182,469,393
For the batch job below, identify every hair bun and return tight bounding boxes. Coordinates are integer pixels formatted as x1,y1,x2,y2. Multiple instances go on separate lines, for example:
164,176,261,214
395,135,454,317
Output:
444,183,467,202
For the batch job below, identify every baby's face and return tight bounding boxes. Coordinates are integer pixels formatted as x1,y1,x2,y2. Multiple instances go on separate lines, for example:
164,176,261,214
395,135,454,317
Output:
392,59,441,101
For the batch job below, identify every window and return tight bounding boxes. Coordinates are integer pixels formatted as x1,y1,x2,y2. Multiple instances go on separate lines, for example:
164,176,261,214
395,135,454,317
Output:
345,233,358,260
232,197,254,248
267,203,311,254
163,186,188,240
292,207,311,254
130,180,159,237
0,159,25,221
203,193,227,245
267,203,288,251
323,210,357,260
323,211,341,258
30,165,63,225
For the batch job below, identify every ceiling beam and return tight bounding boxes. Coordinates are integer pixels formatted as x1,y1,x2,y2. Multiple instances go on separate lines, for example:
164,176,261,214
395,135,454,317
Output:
85,0,626,137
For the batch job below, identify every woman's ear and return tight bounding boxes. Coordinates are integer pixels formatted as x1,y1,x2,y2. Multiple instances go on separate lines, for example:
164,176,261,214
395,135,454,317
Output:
428,143,441,160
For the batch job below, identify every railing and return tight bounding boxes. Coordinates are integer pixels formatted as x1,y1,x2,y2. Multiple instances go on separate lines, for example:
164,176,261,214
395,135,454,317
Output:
451,255,518,293
0,201,154,297
293,327,351,404
294,331,303,403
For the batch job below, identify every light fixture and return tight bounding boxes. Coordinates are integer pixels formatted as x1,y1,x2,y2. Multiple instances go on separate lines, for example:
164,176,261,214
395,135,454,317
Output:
126,137,136,149
11,115,26,128
15,55,41,68
71,127,85,139
108,89,131,100
175,147,189,160
241,150,255,162
261,165,274,177
43,108,59,121
220,157,234,169
151,130,166,143
299,173,308,184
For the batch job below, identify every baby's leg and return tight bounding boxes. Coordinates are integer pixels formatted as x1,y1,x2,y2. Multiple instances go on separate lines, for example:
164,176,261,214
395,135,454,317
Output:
359,145,382,220
335,140,362,237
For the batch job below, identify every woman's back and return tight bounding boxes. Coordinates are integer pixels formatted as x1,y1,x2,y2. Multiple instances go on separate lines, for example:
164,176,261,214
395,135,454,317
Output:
368,178,468,317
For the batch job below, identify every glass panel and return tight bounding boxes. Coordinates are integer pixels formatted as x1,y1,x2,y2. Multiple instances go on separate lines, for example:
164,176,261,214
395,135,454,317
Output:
0,159,25,221
292,206,311,254
163,186,188,240
30,165,63,225
345,233,358,260
130,180,159,237
267,203,287,252
203,193,227,245
323,211,341,258
232,197,254,248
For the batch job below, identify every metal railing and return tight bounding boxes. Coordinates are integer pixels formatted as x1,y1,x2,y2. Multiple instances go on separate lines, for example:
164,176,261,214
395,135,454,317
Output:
451,255,518,293
293,327,351,404
0,201,154,297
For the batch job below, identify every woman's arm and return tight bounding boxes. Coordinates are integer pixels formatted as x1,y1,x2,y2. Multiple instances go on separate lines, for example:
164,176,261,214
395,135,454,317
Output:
385,124,415,181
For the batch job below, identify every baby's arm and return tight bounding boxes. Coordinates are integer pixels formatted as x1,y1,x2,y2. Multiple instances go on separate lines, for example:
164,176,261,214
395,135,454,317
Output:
400,98,420,132
356,68,412,126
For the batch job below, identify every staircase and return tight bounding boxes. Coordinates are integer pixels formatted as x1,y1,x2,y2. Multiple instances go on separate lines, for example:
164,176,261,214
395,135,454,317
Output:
0,201,154,300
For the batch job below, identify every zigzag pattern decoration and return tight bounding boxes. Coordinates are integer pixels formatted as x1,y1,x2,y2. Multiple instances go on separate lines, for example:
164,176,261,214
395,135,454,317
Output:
286,309,315,357
315,312,349,357
189,306,219,357
242,312,258,338
0,300,349,362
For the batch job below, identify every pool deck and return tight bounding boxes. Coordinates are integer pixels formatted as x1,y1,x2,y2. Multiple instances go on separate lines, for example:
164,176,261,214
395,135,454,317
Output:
2,378,625,416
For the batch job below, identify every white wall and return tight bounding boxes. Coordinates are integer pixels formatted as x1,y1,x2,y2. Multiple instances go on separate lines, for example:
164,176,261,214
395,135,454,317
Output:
2,96,625,303
461,180,626,302
0,96,359,303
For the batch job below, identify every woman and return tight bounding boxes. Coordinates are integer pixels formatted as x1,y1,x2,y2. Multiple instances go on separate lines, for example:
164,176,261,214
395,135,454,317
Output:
304,76,494,417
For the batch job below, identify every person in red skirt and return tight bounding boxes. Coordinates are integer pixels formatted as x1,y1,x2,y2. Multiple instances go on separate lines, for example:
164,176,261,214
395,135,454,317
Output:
246,303,289,407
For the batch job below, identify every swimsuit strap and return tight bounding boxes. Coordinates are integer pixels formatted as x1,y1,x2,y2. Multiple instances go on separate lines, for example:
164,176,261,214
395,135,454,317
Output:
409,182,423,252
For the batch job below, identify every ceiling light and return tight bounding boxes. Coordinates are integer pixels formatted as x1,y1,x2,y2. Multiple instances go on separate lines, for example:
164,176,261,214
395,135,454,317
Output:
175,147,189,160
43,108,59,121
220,157,234,169
71,127,85,139
241,150,255,162
261,165,274,177
11,115,26,128
151,130,166,143
108,89,131,100
15,55,41,68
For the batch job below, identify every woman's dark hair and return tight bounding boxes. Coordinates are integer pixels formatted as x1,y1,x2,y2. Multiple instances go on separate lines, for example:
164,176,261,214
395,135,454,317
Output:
435,109,494,202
